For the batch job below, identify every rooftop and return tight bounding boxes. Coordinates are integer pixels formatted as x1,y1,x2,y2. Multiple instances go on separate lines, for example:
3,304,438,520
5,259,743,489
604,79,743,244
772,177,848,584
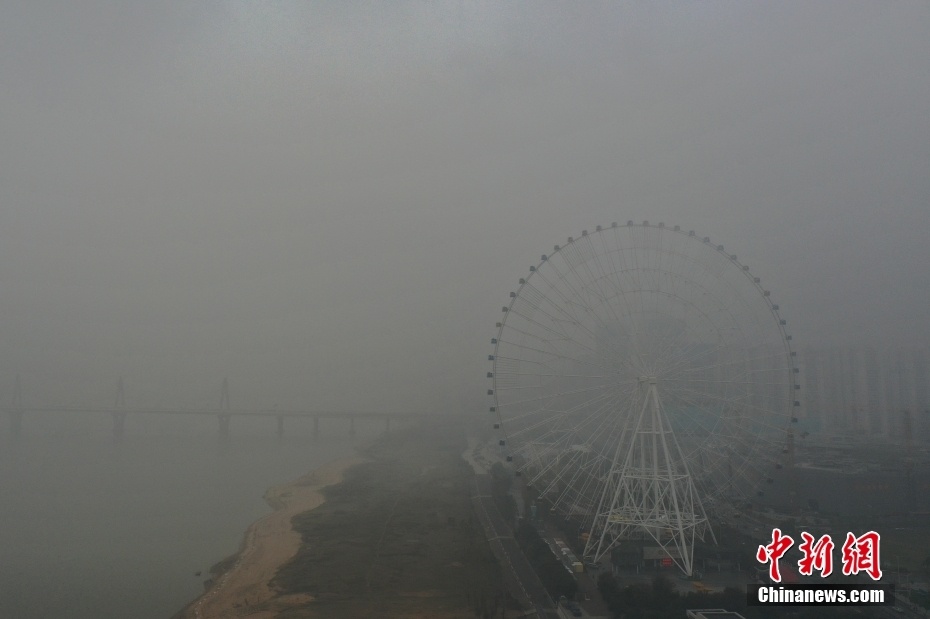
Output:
686,610,747,619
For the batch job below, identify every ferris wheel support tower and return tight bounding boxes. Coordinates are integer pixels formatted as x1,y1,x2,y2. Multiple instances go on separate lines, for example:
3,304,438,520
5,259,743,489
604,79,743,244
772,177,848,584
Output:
585,376,715,575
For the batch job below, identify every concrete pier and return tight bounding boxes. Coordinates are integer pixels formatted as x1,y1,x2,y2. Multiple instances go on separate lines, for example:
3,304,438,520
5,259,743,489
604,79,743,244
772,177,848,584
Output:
112,411,126,440
10,411,23,437
218,414,231,440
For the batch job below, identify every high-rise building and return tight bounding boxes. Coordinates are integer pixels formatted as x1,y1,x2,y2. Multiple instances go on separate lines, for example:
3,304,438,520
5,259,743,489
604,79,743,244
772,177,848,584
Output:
798,347,929,444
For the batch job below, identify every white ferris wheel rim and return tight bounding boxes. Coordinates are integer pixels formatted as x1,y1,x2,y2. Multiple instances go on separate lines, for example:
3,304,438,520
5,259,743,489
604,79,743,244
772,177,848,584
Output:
488,221,799,514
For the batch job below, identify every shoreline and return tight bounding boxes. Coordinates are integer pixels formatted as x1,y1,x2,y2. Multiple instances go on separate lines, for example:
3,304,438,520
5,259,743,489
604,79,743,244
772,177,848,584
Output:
174,453,369,619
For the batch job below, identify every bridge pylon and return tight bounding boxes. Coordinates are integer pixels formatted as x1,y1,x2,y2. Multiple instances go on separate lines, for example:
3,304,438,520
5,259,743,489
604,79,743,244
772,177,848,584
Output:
218,378,231,440
10,374,23,436
218,414,231,440
112,377,127,441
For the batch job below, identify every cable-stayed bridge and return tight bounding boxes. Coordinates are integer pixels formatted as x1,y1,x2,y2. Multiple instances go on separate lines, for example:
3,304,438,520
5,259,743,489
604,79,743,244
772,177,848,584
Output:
2,377,443,440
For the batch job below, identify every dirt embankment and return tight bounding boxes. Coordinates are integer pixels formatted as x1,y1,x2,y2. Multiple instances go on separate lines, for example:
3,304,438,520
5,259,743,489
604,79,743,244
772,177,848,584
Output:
177,455,367,619
177,420,508,619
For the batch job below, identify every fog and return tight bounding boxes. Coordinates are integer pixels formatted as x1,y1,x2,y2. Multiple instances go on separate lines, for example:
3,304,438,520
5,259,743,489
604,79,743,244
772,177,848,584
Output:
2,1,928,413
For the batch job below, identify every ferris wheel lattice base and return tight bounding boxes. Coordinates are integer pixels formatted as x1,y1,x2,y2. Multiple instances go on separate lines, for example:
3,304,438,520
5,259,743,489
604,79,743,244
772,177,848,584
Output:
585,376,715,575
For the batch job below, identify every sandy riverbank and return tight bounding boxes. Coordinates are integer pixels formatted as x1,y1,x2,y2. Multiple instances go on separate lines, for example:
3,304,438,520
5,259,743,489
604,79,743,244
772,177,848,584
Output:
177,454,368,619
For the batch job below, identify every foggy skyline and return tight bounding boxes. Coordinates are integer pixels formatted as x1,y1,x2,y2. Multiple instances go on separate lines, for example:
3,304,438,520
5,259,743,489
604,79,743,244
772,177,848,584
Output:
2,1,928,411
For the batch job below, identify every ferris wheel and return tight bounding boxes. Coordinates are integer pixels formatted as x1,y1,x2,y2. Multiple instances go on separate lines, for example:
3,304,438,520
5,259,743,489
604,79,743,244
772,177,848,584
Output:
488,221,799,575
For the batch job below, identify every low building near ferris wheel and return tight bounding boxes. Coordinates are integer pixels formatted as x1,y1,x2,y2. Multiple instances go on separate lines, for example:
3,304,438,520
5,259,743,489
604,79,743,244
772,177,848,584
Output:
754,459,930,516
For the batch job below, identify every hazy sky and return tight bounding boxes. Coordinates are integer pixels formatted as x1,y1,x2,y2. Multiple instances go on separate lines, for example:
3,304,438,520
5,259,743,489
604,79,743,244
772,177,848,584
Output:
2,1,928,411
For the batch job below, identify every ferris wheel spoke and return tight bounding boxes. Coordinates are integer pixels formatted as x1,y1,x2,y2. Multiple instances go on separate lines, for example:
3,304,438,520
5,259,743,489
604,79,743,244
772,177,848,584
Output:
689,359,754,386
500,388,616,433
533,259,627,340
499,372,612,381
494,341,612,373
659,398,777,469
647,387,729,446
524,269,601,332
583,234,632,309
666,378,785,432
528,442,591,491
499,381,622,409
656,342,728,380
631,229,655,325
661,383,790,437
520,276,592,331
499,317,595,366
643,305,703,373
561,240,629,331
560,391,627,445
728,447,781,489
496,330,642,381
597,234,649,331
544,254,608,317
510,292,589,338
520,393,613,444
503,388,622,443
567,466,605,514
506,304,593,352
552,454,601,511
668,349,793,376
537,448,601,508
510,283,596,339
665,376,792,388
512,414,629,482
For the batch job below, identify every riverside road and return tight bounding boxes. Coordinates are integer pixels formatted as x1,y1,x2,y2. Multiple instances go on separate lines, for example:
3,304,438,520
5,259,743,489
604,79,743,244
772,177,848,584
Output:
471,473,557,619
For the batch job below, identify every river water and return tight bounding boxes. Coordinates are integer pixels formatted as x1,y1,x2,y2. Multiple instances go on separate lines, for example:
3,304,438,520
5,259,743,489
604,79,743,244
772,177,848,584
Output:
0,413,378,619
